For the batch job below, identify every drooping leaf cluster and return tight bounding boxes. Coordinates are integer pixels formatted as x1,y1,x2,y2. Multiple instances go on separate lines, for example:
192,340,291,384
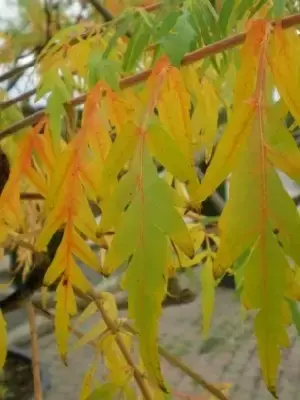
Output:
1,1,300,399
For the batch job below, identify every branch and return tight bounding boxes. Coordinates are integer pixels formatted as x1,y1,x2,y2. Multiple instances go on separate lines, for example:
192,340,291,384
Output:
88,0,114,22
73,288,227,400
0,1,160,86
33,302,99,349
0,89,36,110
0,110,45,140
1,12,300,140
122,322,228,400
20,192,44,200
0,59,35,83
143,2,162,13
26,301,43,400
87,288,153,399
33,299,227,400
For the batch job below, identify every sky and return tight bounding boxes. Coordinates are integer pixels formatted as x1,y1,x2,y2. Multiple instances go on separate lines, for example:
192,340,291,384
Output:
0,0,83,105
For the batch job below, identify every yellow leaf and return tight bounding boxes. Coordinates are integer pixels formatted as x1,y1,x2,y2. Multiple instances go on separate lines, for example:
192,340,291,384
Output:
74,301,98,328
146,122,199,195
80,356,98,400
43,241,66,286
73,320,107,351
73,293,118,350
242,229,290,395
105,88,132,135
200,257,215,338
155,60,193,162
72,232,100,271
268,25,300,125
189,225,206,249
100,333,133,386
100,120,139,198
191,77,219,161
70,262,92,293
174,249,211,269
265,101,300,181
192,20,272,204
68,39,90,77
55,278,77,363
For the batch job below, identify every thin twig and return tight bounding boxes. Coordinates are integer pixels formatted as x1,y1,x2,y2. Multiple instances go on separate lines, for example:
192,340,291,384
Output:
20,192,44,200
1,12,300,140
0,1,160,85
0,89,36,110
0,59,35,83
88,0,114,22
88,0,132,37
33,303,100,349
123,322,228,400
87,288,153,399
0,1,158,110
143,2,162,13
26,301,43,400
34,296,227,400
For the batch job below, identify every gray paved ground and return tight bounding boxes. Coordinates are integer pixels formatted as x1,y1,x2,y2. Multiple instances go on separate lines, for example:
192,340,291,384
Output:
9,287,300,400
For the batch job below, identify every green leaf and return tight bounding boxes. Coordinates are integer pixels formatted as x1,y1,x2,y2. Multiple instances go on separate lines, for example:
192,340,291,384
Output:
272,0,286,17
249,0,270,17
218,0,235,33
152,10,180,42
234,0,268,20
123,16,152,72
137,8,154,28
46,87,65,150
87,383,116,400
103,148,193,390
288,299,300,335
87,50,120,90
36,70,70,101
103,11,134,59
159,11,195,66
243,227,289,396
36,69,73,150
188,0,223,71
146,122,199,190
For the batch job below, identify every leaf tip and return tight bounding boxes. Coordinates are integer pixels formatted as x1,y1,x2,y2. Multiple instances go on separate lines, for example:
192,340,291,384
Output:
61,353,68,366
268,386,278,399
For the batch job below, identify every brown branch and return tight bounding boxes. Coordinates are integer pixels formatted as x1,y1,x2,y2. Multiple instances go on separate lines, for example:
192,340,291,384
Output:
33,303,99,349
76,288,226,400
34,299,227,400
1,12,300,140
26,301,43,400
0,59,35,83
143,2,162,13
123,322,228,400
0,1,160,85
88,0,114,22
20,192,44,200
0,89,37,110
0,110,45,140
